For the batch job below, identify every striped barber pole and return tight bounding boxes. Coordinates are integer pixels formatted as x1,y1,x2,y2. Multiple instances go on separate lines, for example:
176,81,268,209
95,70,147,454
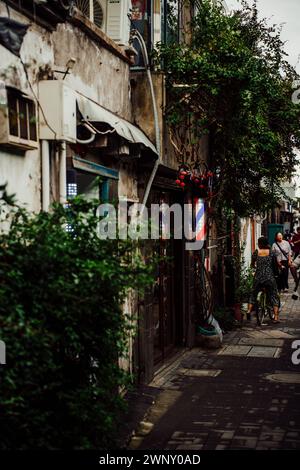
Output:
194,197,206,243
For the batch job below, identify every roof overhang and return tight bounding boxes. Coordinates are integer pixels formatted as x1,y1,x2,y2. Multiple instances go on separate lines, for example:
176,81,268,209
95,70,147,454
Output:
76,92,158,156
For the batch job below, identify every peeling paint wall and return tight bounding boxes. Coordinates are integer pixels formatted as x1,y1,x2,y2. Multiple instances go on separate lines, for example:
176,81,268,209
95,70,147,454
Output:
52,23,131,120
0,4,131,116
0,148,41,211
131,70,209,170
0,4,53,210
131,71,164,154
0,5,54,92
118,163,138,201
0,1,132,210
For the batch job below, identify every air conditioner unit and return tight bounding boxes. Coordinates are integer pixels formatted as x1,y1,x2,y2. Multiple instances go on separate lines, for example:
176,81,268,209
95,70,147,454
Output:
0,83,38,150
38,80,77,142
106,0,131,45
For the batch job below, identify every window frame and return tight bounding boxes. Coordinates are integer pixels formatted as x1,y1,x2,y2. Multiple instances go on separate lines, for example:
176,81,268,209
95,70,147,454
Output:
5,87,38,148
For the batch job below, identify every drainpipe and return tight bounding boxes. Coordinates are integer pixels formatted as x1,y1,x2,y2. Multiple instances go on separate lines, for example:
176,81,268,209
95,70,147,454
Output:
130,29,161,207
41,140,50,211
59,141,67,204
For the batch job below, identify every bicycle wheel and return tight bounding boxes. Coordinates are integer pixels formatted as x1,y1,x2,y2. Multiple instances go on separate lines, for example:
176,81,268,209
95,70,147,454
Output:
256,291,266,326
194,254,213,324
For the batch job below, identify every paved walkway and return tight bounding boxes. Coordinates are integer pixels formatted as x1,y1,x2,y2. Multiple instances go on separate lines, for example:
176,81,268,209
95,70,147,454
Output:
128,290,300,450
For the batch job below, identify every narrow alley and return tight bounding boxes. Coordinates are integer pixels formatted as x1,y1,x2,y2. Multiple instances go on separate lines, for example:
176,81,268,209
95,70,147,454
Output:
1,0,300,458
128,290,300,451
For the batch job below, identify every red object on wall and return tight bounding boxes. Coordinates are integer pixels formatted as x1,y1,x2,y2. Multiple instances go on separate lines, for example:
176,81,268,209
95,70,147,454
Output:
131,0,146,20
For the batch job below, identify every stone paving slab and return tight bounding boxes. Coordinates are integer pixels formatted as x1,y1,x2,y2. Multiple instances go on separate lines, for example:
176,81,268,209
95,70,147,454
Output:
247,346,279,357
238,337,284,347
177,368,222,377
127,284,300,450
218,345,252,356
218,344,282,358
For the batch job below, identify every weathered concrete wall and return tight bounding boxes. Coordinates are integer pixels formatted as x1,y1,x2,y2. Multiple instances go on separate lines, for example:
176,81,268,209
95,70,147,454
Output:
0,4,54,92
0,148,41,211
0,4,51,210
52,23,131,120
0,4,131,116
130,71,164,154
131,71,209,171
0,1,132,210
118,162,138,201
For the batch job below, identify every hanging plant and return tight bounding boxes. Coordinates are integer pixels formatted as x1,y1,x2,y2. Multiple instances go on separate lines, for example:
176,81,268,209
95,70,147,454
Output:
175,160,216,200
175,163,191,189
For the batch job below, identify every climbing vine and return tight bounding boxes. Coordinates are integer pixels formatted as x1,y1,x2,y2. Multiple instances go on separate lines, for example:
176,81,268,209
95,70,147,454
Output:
155,0,300,217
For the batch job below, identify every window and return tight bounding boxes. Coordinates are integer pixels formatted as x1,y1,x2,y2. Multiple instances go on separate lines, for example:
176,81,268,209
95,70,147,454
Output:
7,88,37,142
74,0,105,28
67,159,119,203
163,0,180,44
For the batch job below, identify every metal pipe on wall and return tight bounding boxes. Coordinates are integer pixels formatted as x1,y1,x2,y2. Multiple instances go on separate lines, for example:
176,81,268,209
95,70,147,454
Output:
41,139,50,211
59,141,67,204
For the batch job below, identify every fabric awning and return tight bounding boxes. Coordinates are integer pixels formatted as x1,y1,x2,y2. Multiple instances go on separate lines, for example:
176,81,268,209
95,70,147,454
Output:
76,92,158,156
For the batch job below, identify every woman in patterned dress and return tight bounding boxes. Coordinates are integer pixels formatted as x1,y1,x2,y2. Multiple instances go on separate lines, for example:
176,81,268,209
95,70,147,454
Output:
247,236,281,323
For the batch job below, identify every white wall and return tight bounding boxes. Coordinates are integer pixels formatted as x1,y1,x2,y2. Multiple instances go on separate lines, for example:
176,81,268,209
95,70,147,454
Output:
0,149,41,211
240,218,252,266
240,218,262,267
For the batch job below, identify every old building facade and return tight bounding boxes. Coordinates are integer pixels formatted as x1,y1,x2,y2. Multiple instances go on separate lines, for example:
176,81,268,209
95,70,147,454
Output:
0,0,217,384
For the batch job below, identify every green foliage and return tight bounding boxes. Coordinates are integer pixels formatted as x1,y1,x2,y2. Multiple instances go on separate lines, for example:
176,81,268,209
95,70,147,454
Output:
154,0,300,217
232,242,254,303
235,264,254,303
0,195,154,449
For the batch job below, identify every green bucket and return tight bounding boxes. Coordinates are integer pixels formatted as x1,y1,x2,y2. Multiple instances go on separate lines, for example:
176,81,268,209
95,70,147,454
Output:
197,325,217,336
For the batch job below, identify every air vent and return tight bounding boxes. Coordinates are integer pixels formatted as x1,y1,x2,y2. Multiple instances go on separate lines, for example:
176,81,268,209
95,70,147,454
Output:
75,0,104,28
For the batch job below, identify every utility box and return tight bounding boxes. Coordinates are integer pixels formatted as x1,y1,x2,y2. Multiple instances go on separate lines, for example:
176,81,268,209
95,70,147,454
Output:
268,224,284,246
38,80,77,142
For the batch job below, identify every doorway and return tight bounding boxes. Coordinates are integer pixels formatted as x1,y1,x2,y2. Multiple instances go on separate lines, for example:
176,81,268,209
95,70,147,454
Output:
149,189,185,366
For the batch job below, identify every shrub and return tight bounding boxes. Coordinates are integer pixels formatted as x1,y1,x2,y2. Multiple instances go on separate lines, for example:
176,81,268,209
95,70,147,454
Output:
0,196,154,449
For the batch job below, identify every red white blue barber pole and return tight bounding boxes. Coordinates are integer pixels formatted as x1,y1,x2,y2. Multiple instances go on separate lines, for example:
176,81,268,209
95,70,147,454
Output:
195,197,206,244
194,197,209,269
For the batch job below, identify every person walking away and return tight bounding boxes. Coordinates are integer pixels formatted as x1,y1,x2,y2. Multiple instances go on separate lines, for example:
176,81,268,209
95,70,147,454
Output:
247,236,280,323
272,232,293,292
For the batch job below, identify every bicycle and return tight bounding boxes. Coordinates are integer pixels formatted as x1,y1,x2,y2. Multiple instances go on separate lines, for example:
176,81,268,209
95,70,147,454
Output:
194,251,214,324
255,287,280,326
